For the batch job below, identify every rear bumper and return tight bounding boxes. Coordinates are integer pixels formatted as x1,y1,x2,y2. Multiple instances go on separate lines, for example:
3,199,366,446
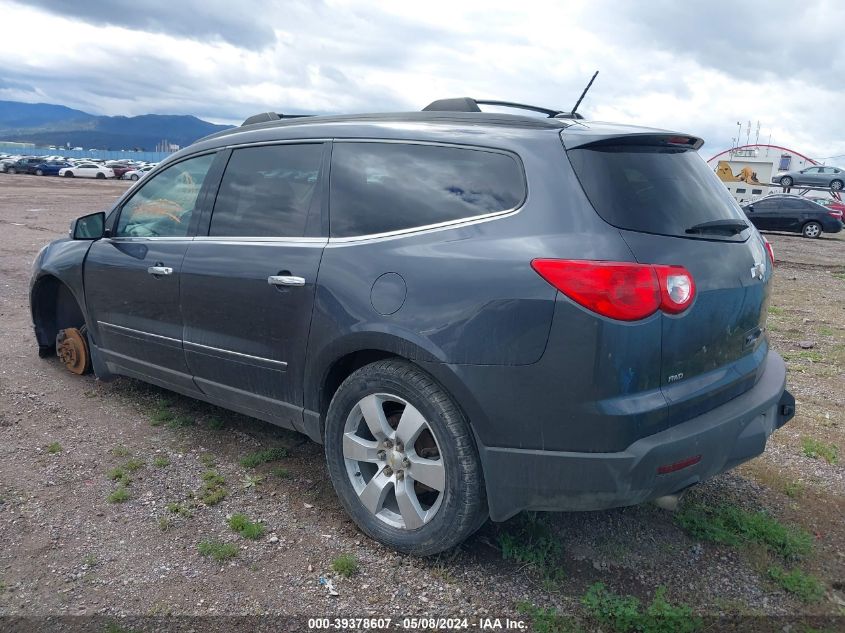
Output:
480,351,793,521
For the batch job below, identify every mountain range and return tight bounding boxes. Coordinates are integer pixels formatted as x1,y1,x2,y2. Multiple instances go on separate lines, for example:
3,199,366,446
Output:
0,100,231,151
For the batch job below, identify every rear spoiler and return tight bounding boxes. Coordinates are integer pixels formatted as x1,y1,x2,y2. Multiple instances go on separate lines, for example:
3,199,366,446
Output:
562,131,704,151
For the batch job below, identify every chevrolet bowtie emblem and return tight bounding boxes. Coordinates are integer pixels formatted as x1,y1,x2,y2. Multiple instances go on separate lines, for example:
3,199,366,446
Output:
750,262,765,280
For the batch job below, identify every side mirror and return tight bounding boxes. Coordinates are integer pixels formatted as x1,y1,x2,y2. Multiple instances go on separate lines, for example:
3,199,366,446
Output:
70,211,105,240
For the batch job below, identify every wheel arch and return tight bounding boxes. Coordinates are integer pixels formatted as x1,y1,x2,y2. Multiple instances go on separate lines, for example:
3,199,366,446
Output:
305,333,489,448
30,274,86,353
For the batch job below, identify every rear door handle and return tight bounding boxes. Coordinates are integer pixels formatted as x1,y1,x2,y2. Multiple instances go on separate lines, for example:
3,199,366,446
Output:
147,266,174,276
268,275,305,287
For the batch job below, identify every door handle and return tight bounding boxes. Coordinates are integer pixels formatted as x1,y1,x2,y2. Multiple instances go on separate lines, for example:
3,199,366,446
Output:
268,275,305,287
147,266,174,276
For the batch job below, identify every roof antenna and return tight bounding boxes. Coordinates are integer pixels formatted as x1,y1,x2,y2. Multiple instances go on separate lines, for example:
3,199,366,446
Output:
570,71,598,117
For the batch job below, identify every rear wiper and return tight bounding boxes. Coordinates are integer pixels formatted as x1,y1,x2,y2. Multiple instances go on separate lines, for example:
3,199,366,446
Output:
685,219,748,235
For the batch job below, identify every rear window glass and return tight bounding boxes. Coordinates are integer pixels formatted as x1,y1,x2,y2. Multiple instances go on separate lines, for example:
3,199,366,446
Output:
330,142,524,238
568,146,747,238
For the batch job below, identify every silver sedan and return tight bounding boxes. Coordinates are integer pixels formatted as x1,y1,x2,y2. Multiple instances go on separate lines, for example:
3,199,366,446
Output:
773,165,845,190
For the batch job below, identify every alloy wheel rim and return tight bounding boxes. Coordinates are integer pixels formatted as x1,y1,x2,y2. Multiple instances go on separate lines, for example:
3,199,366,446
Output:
805,224,820,237
343,393,445,530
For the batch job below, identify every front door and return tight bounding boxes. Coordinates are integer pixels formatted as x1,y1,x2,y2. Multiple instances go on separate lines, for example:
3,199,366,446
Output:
179,142,327,431
84,152,218,391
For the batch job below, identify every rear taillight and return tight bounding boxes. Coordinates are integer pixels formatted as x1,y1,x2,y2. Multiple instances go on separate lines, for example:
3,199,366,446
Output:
531,259,695,321
762,236,775,265
828,211,843,219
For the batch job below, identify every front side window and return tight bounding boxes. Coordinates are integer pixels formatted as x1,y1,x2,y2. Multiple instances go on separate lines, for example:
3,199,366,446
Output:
329,142,525,238
208,143,322,237
115,153,215,237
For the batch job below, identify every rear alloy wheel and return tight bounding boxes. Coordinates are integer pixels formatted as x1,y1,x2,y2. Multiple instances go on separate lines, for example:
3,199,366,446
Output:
130,174,139,181
780,176,793,187
802,221,822,238
831,179,843,191
325,359,487,555
96,172,105,179
64,171,74,178
35,169,44,176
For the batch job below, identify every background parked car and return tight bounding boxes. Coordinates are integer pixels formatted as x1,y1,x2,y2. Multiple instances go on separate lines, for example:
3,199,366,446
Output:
58,163,115,179
773,165,845,190
5,157,47,174
105,162,135,179
122,165,154,181
742,194,844,238
33,160,73,176
807,196,845,215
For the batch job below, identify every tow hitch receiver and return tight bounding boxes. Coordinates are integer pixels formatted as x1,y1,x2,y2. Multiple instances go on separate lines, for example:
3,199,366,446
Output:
56,327,91,375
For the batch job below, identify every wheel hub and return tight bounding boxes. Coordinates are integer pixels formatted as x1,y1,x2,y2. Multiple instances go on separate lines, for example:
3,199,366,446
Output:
56,327,90,375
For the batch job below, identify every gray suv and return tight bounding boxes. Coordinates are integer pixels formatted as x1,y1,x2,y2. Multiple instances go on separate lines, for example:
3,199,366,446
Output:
30,100,794,554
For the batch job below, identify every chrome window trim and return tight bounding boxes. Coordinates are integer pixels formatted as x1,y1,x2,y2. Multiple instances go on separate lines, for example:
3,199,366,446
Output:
192,236,327,245
184,340,288,369
106,236,195,242
327,206,522,245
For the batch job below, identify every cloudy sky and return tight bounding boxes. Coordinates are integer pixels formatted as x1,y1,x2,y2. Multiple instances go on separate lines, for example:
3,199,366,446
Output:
1,0,843,160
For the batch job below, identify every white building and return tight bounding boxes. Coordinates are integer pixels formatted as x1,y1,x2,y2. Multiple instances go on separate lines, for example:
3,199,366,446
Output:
705,144,818,203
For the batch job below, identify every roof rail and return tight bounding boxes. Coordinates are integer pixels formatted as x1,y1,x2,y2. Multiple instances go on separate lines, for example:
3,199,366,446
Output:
421,97,584,119
241,112,314,127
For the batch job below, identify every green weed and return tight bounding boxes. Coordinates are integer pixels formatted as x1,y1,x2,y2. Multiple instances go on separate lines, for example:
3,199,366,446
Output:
331,553,359,578
768,566,825,603
228,513,265,540
239,447,288,468
801,437,839,465
676,503,812,559
107,486,130,504
581,583,701,633
153,456,170,468
197,539,238,562
46,442,62,454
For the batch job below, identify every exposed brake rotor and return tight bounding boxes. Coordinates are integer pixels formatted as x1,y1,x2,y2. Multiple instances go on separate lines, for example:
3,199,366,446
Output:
56,327,91,375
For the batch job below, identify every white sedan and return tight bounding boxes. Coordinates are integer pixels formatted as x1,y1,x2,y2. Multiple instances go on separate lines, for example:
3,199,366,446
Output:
122,165,154,181
58,163,115,179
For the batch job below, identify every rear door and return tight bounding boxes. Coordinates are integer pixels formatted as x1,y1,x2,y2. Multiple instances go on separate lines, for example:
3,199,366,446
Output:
84,152,218,391
565,138,771,424
746,198,779,230
179,142,327,431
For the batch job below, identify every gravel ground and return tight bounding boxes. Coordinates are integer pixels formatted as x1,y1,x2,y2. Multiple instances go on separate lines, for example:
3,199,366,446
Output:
0,175,842,629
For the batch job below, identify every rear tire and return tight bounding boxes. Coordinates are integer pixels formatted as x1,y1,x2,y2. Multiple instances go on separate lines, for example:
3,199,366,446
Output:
802,221,822,238
35,169,44,176
64,171,74,178
780,176,793,187
130,174,139,181
96,172,105,179
8,167,16,174
325,359,487,555
831,179,843,191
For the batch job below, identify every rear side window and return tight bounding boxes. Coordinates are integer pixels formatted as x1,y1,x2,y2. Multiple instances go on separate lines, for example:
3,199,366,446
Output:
329,142,524,238
209,143,322,238
568,146,747,238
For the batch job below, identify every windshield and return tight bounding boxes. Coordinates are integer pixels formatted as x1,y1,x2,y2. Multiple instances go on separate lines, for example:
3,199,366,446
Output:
568,145,748,239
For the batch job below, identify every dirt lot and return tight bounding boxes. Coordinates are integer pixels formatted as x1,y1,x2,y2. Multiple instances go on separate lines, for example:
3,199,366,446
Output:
0,175,843,631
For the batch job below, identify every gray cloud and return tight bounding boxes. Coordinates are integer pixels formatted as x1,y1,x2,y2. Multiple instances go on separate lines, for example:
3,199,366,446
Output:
18,0,279,49
2,0,843,158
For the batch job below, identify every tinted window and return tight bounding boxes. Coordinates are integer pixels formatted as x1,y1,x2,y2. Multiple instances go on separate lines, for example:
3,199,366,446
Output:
116,153,215,238
568,146,747,238
330,142,524,238
209,143,322,237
